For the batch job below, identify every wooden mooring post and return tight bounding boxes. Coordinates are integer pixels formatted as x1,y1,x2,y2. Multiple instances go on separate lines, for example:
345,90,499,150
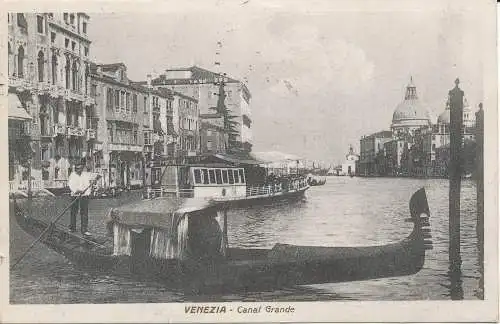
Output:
448,78,464,299
475,102,484,298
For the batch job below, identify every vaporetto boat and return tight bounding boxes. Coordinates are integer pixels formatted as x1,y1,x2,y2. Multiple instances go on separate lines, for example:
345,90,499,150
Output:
143,163,310,206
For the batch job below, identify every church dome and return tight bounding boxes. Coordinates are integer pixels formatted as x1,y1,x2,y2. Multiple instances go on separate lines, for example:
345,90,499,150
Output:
437,101,450,124
391,78,432,129
437,97,474,126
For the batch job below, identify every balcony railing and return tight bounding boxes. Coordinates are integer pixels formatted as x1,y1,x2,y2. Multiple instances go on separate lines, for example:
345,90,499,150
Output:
40,126,53,137
86,128,96,140
152,133,163,143
54,124,66,135
9,76,32,91
9,179,44,193
109,143,142,152
67,126,85,137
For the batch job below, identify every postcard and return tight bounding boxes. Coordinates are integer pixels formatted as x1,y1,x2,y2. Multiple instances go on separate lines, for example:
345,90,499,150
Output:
1,0,498,322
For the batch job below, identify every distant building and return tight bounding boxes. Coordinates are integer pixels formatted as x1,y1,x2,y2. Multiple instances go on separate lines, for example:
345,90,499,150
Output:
200,113,227,154
149,66,252,152
341,146,359,176
358,130,393,176
91,62,149,188
8,12,94,192
359,77,479,178
391,78,432,138
383,138,407,176
168,91,200,158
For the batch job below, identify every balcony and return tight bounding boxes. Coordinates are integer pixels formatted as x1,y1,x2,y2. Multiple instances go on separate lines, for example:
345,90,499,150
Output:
9,76,33,92
106,109,140,125
109,143,142,152
152,133,163,143
67,125,85,137
33,81,51,93
48,85,61,98
86,128,96,140
84,95,95,106
152,106,160,114
40,127,53,138
63,89,85,102
54,124,66,135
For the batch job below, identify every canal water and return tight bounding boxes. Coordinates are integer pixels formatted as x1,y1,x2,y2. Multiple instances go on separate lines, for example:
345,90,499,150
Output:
9,177,483,303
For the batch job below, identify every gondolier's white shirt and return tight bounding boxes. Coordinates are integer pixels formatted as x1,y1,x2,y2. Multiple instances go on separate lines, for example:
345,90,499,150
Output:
68,171,92,196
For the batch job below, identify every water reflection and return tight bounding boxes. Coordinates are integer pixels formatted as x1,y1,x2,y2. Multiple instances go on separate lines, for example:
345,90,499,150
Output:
447,258,464,300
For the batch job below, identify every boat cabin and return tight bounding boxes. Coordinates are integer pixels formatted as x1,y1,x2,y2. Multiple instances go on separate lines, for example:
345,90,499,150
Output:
107,197,228,263
144,164,246,199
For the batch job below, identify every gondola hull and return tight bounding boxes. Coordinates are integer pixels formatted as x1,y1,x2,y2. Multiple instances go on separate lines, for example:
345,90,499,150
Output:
11,188,431,291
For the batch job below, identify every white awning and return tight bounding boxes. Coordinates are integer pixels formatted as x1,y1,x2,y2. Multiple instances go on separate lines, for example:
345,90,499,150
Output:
8,93,31,121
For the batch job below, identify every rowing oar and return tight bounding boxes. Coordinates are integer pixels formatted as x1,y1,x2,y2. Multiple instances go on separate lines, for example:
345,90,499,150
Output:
10,176,100,270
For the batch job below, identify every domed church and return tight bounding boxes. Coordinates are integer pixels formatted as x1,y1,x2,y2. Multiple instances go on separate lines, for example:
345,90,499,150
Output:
436,96,477,147
391,77,433,138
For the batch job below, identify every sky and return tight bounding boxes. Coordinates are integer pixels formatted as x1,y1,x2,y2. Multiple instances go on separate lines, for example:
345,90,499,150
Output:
88,0,491,166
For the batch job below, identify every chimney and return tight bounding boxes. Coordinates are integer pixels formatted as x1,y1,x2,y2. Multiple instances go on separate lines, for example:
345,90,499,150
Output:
146,74,152,88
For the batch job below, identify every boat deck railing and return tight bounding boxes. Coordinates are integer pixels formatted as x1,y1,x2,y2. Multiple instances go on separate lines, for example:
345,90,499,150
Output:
10,179,45,192
143,186,195,199
246,178,309,197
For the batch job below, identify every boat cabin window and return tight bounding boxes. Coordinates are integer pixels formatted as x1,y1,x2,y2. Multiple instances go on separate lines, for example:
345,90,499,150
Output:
208,170,216,184
233,170,240,183
228,170,234,184
215,169,223,184
239,169,245,183
222,170,228,183
202,169,209,184
194,169,202,184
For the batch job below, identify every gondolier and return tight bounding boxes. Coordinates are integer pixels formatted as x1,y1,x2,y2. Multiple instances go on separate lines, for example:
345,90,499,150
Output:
68,160,99,236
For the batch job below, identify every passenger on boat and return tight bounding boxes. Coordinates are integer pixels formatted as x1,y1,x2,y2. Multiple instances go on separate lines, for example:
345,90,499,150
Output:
187,213,223,261
68,160,99,236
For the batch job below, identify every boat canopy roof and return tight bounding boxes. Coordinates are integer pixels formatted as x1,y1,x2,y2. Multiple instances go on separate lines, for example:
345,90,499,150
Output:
108,197,222,230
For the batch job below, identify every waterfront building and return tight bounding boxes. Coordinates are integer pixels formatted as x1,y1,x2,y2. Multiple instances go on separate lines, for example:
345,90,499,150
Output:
91,63,149,189
176,91,200,158
150,66,252,152
153,87,179,161
135,84,174,163
340,146,359,176
391,78,433,138
382,138,407,176
413,97,477,177
8,12,94,192
199,113,227,155
358,131,393,176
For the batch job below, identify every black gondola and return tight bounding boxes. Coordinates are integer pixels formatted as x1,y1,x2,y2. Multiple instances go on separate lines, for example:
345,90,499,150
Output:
11,188,432,291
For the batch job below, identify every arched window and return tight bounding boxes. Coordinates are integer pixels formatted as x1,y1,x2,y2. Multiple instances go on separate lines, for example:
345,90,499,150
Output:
37,51,44,82
51,54,58,85
18,46,24,78
72,61,78,91
65,57,71,89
